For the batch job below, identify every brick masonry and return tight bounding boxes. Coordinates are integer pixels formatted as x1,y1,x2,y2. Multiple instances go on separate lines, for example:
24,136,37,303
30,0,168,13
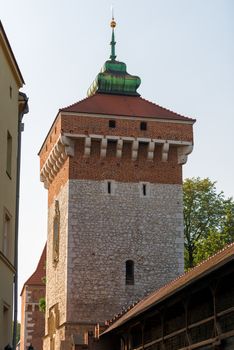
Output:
40,113,193,168
20,286,45,350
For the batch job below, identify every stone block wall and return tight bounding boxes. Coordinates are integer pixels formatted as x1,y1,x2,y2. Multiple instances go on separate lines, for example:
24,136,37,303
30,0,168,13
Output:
66,179,184,324
45,182,69,337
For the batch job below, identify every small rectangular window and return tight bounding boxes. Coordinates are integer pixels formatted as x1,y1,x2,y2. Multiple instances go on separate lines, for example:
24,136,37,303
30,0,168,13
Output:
126,260,134,285
142,184,147,196
109,120,116,128
6,131,12,177
140,122,147,131
107,181,111,194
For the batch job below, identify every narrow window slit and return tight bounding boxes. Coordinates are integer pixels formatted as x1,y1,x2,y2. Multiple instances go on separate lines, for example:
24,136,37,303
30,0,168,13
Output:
107,181,111,194
126,260,134,285
143,184,147,196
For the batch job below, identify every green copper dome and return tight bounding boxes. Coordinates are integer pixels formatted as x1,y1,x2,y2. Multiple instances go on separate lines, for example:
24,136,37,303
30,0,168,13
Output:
87,18,141,97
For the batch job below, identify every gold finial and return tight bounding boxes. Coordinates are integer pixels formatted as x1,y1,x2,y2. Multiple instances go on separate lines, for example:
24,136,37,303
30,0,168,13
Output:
110,5,116,28
110,19,116,28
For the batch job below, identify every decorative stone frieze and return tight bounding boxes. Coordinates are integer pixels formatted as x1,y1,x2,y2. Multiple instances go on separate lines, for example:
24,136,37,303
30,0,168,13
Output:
147,141,155,161
40,136,74,189
84,137,91,158
100,138,107,158
40,132,193,189
63,132,192,163
162,142,169,162
132,140,139,161
116,139,123,158
177,145,193,164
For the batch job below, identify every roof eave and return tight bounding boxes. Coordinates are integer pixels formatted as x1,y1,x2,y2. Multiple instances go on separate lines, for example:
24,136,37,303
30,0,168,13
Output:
38,111,61,156
102,247,234,335
60,110,196,124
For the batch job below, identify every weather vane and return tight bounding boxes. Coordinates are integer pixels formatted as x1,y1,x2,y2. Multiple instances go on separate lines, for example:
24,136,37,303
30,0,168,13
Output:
111,5,114,20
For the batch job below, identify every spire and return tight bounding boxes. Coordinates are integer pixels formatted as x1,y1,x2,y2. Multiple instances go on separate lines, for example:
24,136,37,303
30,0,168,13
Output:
110,16,117,61
87,15,141,97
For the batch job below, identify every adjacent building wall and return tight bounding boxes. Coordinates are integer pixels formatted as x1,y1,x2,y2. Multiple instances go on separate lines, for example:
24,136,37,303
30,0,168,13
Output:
0,21,25,349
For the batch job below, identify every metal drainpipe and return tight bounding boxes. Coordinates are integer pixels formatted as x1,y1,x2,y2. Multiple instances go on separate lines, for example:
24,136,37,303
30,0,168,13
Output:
12,92,29,350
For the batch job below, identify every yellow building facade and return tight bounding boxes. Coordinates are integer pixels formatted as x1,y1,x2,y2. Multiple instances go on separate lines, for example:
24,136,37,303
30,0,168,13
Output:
0,21,27,349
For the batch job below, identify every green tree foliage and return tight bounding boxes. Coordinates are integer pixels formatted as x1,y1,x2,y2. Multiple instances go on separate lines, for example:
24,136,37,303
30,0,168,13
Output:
39,266,46,313
183,178,234,269
39,297,46,313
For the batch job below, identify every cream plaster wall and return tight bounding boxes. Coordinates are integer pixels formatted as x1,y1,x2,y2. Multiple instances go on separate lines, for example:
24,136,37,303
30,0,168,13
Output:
0,25,23,348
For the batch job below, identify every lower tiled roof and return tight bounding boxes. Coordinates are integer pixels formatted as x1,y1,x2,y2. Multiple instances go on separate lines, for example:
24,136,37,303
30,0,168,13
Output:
103,242,234,334
20,243,46,295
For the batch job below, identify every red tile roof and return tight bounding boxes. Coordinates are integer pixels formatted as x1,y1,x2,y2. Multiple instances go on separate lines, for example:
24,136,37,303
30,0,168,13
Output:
20,244,46,295
60,93,195,122
103,243,234,334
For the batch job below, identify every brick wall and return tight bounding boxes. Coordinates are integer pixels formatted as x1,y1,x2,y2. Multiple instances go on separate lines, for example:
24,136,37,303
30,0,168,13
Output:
20,285,45,350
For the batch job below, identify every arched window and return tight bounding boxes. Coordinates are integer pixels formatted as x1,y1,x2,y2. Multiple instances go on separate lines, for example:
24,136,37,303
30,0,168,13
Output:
126,260,134,285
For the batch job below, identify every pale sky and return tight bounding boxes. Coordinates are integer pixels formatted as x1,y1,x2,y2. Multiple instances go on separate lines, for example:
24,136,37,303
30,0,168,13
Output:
0,0,233,320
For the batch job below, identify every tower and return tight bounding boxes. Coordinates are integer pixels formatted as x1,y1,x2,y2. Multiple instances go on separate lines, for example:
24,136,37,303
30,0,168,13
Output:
39,18,195,350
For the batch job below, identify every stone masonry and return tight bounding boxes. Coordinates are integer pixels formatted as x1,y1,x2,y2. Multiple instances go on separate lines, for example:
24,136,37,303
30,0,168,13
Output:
67,180,184,323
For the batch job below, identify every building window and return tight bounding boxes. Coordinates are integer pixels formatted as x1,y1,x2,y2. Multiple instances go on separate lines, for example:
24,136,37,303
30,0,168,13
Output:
107,181,111,194
53,200,60,265
9,86,12,99
126,260,134,285
6,131,12,178
2,210,11,259
104,180,116,195
142,184,147,196
140,122,147,131
140,182,150,198
109,120,116,128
